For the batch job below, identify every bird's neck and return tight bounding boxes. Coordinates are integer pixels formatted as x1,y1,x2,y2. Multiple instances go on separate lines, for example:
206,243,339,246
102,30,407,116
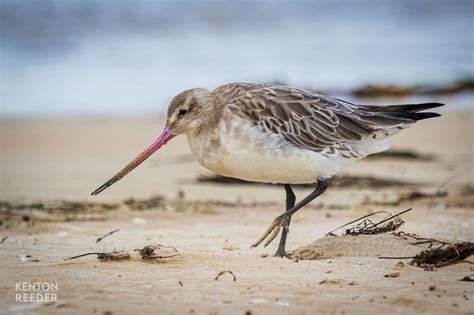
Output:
187,96,223,138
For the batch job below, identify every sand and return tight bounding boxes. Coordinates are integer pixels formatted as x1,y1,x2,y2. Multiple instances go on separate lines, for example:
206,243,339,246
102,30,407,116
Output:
0,111,473,314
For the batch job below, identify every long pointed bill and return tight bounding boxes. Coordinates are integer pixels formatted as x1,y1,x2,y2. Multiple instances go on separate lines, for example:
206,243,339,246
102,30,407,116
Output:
91,128,175,196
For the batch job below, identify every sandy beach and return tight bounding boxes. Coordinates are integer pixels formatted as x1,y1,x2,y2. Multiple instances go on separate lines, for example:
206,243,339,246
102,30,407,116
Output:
0,111,473,314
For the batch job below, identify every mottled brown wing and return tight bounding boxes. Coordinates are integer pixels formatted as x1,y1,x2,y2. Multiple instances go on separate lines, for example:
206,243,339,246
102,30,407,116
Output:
224,84,379,152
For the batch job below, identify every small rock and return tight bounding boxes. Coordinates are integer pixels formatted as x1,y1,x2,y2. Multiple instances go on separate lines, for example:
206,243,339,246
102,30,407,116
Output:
384,272,400,278
223,244,240,251
275,299,290,307
249,298,267,305
459,275,474,282
260,253,269,258
132,217,146,225
429,285,436,291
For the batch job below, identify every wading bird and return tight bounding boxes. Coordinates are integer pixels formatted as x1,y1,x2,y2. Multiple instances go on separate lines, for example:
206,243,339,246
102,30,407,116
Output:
92,83,443,257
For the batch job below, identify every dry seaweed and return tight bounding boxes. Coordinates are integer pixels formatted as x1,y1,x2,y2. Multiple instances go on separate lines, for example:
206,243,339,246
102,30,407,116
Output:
384,272,400,278
65,243,179,262
123,195,165,211
0,200,119,212
65,251,131,261
326,208,411,236
135,244,180,260
379,233,474,268
215,270,237,282
0,200,119,222
410,242,474,268
392,231,450,249
96,229,120,243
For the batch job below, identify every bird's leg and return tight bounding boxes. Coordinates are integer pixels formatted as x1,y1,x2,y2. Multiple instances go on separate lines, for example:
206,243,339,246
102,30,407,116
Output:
251,179,329,250
274,184,296,257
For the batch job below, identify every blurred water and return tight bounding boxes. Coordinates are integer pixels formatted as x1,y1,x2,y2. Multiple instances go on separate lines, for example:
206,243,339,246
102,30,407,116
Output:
1,0,472,116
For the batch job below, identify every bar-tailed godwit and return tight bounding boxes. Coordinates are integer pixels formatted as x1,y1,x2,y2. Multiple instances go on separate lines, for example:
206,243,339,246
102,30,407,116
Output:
92,83,443,257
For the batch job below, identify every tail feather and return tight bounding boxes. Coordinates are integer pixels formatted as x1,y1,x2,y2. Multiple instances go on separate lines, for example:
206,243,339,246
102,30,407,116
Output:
364,102,444,113
359,102,444,123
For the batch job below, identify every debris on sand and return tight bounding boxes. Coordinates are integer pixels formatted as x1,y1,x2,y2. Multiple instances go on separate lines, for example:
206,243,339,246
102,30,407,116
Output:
135,244,180,260
65,251,131,262
459,275,474,282
1,236,8,244
318,279,355,285
326,208,411,236
215,270,237,282
379,233,474,268
123,195,165,211
0,200,119,222
19,255,40,263
410,242,474,268
384,272,400,278
96,229,120,243
0,200,119,213
65,244,180,262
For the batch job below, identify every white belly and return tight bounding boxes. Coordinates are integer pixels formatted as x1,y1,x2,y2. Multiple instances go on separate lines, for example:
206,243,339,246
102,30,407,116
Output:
186,118,370,184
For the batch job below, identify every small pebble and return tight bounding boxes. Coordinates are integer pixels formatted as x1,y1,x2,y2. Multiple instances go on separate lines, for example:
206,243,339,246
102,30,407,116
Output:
275,299,290,307
132,217,146,225
249,298,267,305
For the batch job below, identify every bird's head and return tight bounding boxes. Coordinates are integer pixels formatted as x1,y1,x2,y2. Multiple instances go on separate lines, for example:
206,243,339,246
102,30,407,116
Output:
165,88,211,135
91,88,211,196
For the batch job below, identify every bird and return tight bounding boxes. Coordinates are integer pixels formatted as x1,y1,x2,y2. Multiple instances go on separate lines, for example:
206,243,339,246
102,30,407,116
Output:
91,83,443,257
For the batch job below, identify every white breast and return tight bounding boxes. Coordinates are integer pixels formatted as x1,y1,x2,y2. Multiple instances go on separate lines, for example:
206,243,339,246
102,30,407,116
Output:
186,117,386,184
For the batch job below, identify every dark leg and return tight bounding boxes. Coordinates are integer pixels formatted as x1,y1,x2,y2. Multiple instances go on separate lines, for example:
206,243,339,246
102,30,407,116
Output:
274,184,296,257
251,179,329,250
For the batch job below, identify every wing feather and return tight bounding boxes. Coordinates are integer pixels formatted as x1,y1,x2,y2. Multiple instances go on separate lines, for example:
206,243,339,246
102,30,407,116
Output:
215,83,423,153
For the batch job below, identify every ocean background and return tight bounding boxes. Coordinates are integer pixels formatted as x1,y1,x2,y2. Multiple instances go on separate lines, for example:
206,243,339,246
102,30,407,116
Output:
1,0,472,116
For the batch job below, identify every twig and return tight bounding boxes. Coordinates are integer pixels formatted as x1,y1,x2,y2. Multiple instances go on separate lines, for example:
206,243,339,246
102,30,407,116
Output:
379,256,416,260
64,251,131,261
215,270,237,282
1,236,8,244
64,252,105,261
371,208,412,228
392,231,450,248
96,229,120,243
326,211,390,235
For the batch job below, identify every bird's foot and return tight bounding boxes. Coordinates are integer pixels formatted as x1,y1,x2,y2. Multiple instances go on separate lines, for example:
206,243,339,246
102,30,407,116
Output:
273,247,289,258
251,213,291,249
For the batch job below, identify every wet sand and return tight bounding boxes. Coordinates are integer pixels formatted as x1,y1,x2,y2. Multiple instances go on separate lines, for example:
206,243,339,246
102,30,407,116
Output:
0,111,473,314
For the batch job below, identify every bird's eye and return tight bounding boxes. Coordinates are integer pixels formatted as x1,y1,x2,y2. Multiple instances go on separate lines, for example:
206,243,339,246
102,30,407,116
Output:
178,109,188,116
